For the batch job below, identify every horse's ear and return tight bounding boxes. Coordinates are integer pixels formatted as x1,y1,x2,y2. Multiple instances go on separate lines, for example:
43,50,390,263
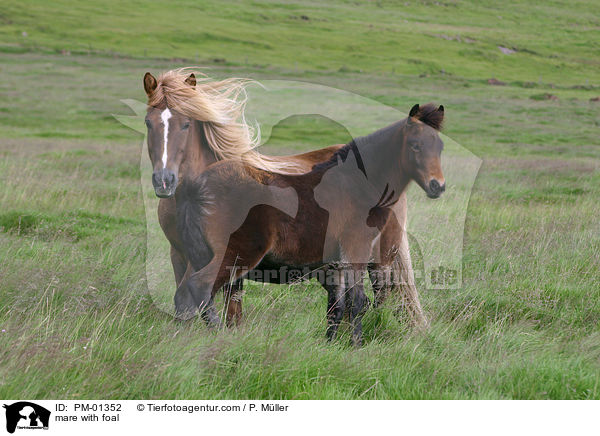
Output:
409,104,420,118
184,73,196,87
144,72,157,96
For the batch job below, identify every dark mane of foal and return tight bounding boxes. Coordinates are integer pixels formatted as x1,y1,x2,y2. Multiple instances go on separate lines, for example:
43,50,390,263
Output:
311,140,367,176
415,103,444,131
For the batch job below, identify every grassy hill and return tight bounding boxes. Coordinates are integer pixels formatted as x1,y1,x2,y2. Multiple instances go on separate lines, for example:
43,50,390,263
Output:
0,1,599,399
1,0,599,85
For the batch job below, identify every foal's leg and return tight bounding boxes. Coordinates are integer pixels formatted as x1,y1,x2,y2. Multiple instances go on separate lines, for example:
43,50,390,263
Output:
376,197,427,328
368,262,392,307
345,266,368,346
370,212,403,307
395,228,427,328
320,269,345,341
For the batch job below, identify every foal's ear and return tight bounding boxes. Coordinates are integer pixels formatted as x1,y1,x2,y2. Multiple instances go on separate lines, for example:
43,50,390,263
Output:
143,72,157,96
184,73,196,87
409,104,420,118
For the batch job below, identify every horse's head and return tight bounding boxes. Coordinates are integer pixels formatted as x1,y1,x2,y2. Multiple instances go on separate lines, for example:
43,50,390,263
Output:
143,72,201,198
401,103,446,199
143,69,280,197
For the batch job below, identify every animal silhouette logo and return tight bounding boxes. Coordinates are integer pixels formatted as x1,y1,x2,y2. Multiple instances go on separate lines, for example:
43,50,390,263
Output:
2,402,50,433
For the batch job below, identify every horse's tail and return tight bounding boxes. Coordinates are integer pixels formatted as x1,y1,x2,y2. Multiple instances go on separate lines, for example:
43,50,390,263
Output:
175,177,215,272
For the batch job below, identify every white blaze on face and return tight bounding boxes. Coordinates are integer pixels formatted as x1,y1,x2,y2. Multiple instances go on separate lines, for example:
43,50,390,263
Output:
160,108,172,168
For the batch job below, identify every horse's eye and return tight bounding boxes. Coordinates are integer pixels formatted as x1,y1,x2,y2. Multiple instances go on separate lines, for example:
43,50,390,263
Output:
145,119,152,128
410,142,420,152
182,122,190,130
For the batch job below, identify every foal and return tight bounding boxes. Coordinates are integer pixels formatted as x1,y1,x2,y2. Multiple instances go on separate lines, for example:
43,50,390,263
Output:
175,104,446,345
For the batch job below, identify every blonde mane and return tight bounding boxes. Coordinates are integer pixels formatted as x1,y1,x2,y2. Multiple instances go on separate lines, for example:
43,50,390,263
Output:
147,68,288,172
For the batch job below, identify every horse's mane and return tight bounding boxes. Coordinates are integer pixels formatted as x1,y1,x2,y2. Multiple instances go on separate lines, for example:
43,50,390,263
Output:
147,68,290,172
311,140,367,176
414,103,444,131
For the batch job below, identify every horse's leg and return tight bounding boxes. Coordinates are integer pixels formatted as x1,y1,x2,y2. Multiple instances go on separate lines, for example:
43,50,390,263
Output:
171,245,232,326
396,229,427,328
224,278,244,327
173,242,223,326
320,269,345,341
175,263,223,327
368,262,392,308
170,246,188,287
370,210,403,307
345,266,368,347
174,266,199,321
377,194,427,328
158,198,189,287
179,242,269,328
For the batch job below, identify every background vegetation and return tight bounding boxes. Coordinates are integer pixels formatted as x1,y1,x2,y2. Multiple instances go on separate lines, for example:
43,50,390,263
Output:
0,0,598,399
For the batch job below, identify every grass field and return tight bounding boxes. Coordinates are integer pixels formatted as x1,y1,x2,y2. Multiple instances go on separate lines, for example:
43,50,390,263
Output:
0,1,599,399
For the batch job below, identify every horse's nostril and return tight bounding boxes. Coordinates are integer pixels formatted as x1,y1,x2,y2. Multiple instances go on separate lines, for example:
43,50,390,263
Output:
429,179,440,192
152,170,175,191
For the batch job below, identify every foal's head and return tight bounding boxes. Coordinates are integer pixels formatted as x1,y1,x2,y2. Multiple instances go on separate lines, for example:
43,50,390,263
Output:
401,103,446,198
143,72,200,198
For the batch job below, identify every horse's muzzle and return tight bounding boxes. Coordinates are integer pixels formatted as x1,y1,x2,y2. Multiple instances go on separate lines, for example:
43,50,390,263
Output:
152,168,178,198
427,179,445,199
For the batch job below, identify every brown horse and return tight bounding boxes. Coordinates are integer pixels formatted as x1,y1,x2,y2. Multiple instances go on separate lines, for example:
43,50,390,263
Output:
143,69,427,328
175,103,445,345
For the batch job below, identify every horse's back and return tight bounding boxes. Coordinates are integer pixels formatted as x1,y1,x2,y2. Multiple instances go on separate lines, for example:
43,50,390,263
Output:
274,144,344,173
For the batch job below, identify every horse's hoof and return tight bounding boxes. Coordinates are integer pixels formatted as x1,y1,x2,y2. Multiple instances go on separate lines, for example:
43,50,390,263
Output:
206,321,223,331
174,307,198,321
351,334,363,347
